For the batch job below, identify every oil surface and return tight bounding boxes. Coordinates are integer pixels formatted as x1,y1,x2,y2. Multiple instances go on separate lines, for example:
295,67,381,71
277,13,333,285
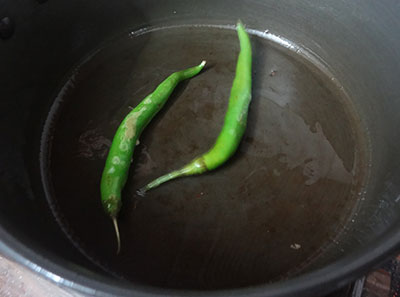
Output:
41,25,367,289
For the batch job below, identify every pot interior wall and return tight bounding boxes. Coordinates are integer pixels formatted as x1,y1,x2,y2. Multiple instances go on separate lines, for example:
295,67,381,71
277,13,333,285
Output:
1,0,400,294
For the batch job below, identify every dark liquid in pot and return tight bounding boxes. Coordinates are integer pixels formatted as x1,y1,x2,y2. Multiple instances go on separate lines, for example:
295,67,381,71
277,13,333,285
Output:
41,25,368,289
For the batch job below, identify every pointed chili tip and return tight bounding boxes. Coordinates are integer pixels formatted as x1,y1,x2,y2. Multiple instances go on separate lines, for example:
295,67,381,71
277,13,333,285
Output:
200,60,206,67
237,20,244,28
112,217,121,255
136,188,147,197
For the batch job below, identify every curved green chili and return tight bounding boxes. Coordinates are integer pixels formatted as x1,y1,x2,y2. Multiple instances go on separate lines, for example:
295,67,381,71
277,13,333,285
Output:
101,61,206,253
138,21,252,195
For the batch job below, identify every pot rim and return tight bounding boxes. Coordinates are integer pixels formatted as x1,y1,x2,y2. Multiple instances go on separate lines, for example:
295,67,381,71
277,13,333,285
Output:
0,223,399,297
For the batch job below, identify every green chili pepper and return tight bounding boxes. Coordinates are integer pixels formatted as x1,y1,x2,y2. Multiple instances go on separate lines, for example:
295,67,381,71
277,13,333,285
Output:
138,21,252,195
101,61,206,253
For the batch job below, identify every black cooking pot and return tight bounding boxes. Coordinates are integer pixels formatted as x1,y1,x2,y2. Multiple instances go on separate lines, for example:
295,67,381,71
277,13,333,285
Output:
1,0,400,296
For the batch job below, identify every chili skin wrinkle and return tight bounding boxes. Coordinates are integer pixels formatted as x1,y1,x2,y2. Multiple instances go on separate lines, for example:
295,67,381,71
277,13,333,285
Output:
138,21,252,195
101,61,206,253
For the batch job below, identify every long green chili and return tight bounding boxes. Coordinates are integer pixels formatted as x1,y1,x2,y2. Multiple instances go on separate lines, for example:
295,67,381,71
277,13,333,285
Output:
138,21,252,195
101,61,206,253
